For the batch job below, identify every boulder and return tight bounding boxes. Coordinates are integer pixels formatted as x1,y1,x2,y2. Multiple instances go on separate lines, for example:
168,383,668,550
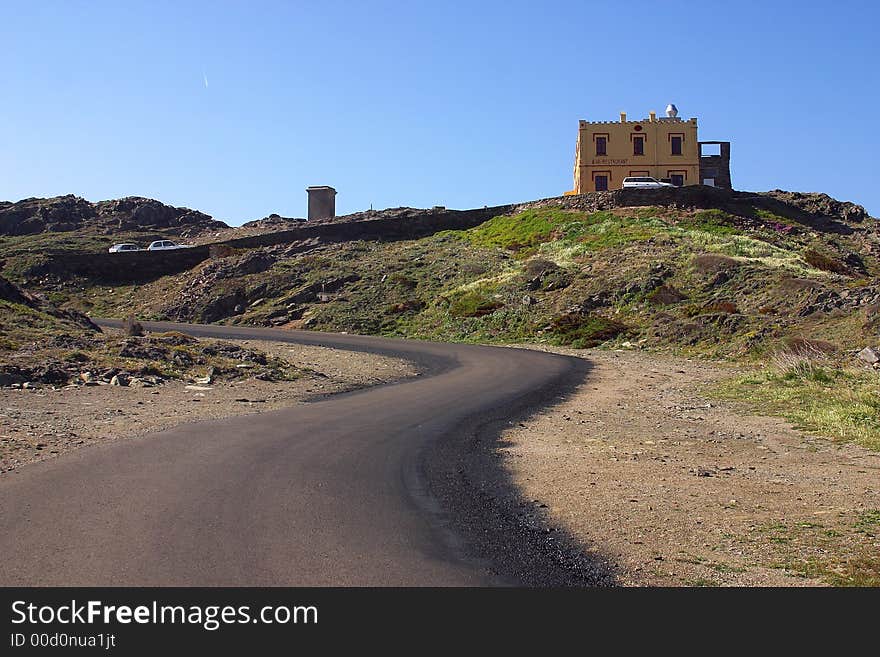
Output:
857,347,880,364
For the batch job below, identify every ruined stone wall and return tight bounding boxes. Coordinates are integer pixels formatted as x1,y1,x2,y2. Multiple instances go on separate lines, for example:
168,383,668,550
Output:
699,142,732,189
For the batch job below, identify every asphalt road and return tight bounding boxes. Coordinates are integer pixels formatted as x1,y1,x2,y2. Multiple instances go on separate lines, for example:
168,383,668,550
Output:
0,321,587,586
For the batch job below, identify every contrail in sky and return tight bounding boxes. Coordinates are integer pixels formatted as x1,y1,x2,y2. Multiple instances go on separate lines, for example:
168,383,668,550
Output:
203,73,209,89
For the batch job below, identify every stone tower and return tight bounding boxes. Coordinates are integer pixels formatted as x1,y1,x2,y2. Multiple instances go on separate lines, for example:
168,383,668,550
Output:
306,186,337,221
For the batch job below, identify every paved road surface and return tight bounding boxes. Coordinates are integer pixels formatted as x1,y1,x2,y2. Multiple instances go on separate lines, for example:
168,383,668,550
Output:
0,322,585,586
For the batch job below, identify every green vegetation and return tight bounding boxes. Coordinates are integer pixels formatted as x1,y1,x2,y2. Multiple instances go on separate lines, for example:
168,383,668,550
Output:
447,290,503,318
754,516,880,586
449,207,578,251
713,364,880,451
445,208,670,256
677,209,740,235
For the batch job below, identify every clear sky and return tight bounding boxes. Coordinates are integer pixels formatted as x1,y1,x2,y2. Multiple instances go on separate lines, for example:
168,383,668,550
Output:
2,0,878,224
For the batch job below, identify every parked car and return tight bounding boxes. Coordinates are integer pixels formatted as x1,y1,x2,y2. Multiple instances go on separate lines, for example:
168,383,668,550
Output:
147,240,191,251
108,243,140,253
622,177,675,189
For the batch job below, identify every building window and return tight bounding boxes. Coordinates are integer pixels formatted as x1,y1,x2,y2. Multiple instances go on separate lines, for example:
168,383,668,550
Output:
671,136,682,155
633,136,644,156
595,175,608,191
595,136,607,156
670,174,685,187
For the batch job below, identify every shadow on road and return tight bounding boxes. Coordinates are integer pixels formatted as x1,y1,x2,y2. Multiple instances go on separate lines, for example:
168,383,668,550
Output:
423,354,620,587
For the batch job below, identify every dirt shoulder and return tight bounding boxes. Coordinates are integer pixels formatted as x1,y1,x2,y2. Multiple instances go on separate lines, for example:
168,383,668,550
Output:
500,346,880,586
0,339,415,474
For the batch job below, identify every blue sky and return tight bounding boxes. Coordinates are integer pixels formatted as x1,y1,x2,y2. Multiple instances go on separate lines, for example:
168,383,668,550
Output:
2,0,878,224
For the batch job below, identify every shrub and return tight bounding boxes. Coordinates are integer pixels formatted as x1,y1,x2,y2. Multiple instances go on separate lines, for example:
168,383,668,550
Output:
683,210,740,235
386,299,425,314
692,253,740,275
804,249,849,274
64,350,90,363
771,345,833,383
782,336,838,355
523,257,560,277
459,262,489,276
465,209,565,250
387,273,418,290
648,285,687,305
703,301,738,314
154,331,198,345
0,337,18,350
549,313,626,348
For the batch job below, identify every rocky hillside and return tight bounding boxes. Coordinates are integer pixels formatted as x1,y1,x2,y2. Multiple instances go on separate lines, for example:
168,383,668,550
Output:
0,195,227,237
33,187,873,362
0,274,101,384
0,275,297,387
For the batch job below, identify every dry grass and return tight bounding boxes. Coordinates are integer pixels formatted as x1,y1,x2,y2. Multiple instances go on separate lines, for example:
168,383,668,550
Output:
770,343,833,381
713,346,880,451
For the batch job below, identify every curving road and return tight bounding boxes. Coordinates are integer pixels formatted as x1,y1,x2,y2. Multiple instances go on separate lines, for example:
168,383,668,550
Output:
0,321,587,586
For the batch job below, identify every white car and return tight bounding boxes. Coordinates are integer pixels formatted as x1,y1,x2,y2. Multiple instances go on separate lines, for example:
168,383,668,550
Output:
622,177,676,189
108,243,140,253
147,240,191,251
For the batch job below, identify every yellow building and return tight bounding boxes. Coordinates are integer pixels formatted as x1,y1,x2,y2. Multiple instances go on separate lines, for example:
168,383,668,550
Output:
569,108,706,193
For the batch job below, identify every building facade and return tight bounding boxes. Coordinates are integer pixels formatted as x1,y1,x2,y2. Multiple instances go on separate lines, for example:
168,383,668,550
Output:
568,109,731,193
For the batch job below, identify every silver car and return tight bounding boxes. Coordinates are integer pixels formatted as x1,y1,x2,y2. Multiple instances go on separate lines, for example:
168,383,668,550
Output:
622,177,676,189
147,240,190,251
108,243,140,253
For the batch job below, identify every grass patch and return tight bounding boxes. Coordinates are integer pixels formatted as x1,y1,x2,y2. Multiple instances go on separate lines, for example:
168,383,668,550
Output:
448,291,503,318
854,509,880,535
713,366,880,451
449,208,668,256
450,208,588,252
687,577,721,587
679,209,740,235
756,518,880,586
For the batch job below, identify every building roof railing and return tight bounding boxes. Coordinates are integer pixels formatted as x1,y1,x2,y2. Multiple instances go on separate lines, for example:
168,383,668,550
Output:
579,117,697,126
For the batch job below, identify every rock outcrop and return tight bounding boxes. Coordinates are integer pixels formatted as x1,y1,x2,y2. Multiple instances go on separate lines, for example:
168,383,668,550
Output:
0,274,98,332
0,195,228,236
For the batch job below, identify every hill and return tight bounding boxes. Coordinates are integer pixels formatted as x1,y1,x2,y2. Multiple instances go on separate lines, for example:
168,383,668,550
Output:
28,187,871,361
3,186,878,367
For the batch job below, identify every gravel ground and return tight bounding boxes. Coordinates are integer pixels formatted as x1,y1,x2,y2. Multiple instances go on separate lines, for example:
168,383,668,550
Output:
495,345,880,586
0,340,415,474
